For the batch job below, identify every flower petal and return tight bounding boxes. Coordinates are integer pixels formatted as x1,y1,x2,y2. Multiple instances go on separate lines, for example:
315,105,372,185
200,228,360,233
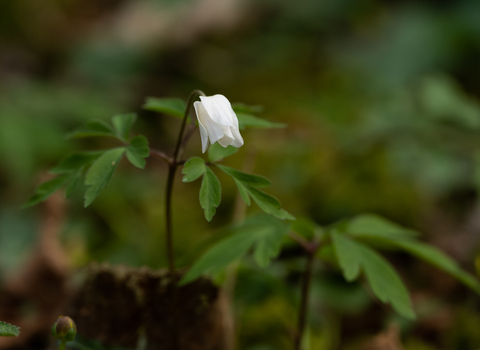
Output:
194,101,210,153
229,126,244,147
194,101,225,144
199,95,236,127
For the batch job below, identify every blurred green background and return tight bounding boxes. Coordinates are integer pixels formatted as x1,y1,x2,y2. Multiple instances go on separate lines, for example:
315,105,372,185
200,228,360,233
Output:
2,0,480,349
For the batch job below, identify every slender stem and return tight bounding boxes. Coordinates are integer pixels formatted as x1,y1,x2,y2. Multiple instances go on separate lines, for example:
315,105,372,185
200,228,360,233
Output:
59,340,67,350
164,89,205,275
294,252,315,350
163,89,205,350
150,149,173,164
288,232,313,253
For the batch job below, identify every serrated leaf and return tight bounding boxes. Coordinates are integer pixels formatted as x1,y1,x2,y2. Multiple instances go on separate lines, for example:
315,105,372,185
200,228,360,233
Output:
50,151,103,174
236,113,286,130
346,214,420,240
393,240,480,294
208,144,238,162
180,227,260,285
180,215,290,284
84,148,125,207
68,120,116,138
65,170,82,198
143,97,186,118
0,321,20,337
332,232,415,319
234,179,251,206
112,113,136,141
247,185,295,220
345,215,480,295
216,164,271,187
25,174,72,207
253,217,290,268
200,167,221,221
182,157,206,182
126,135,149,169
331,230,362,281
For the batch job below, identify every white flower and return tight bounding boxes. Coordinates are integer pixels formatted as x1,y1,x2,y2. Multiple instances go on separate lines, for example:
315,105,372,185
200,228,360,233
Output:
193,94,244,153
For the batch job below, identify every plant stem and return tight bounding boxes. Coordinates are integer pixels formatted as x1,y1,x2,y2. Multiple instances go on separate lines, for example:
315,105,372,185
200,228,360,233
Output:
58,340,67,350
163,89,205,350
164,89,205,277
294,251,315,350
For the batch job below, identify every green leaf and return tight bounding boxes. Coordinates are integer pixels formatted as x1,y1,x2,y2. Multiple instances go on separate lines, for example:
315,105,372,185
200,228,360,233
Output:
332,231,415,319
25,174,72,207
216,164,271,187
182,157,206,182
232,103,264,114
292,218,322,241
112,113,136,141
234,179,251,206
50,151,103,174
345,215,480,295
126,135,149,169
236,113,287,130
84,148,126,207
393,240,480,294
199,167,221,222
253,217,290,268
68,120,116,138
180,227,260,285
180,215,290,284
0,321,20,337
143,97,186,118
247,186,295,220
346,214,420,240
208,144,238,162
65,170,82,198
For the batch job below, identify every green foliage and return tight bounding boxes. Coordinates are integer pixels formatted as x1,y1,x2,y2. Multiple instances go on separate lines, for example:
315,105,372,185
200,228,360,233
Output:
207,144,238,162
68,120,117,139
126,136,149,169
112,113,136,142
331,231,415,319
232,103,264,114
344,214,480,294
327,214,480,319
346,214,419,240
231,103,285,130
182,157,206,182
199,167,221,222
25,174,73,207
291,218,323,241
50,151,104,174
236,113,286,130
84,148,126,207
0,321,20,337
180,215,291,285
216,164,294,220
143,97,186,118
26,115,149,208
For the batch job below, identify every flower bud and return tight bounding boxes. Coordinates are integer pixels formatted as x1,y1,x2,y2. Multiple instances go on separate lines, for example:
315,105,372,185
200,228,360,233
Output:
51,316,77,342
193,94,244,153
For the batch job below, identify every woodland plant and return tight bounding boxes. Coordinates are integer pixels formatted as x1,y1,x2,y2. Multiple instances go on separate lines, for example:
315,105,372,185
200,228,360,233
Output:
0,321,20,337
26,90,480,350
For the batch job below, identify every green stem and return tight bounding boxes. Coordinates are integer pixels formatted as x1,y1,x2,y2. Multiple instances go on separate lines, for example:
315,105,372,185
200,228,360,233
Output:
164,89,205,350
59,340,67,350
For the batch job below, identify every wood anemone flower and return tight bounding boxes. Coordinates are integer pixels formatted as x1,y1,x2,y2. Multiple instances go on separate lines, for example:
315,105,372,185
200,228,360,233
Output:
193,94,244,153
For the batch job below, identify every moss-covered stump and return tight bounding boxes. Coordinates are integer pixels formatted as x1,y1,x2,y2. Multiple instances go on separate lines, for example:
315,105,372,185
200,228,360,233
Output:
67,264,232,350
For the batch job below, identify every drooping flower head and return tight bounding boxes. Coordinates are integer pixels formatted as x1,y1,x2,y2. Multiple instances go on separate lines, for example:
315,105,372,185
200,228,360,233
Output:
193,94,244,153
